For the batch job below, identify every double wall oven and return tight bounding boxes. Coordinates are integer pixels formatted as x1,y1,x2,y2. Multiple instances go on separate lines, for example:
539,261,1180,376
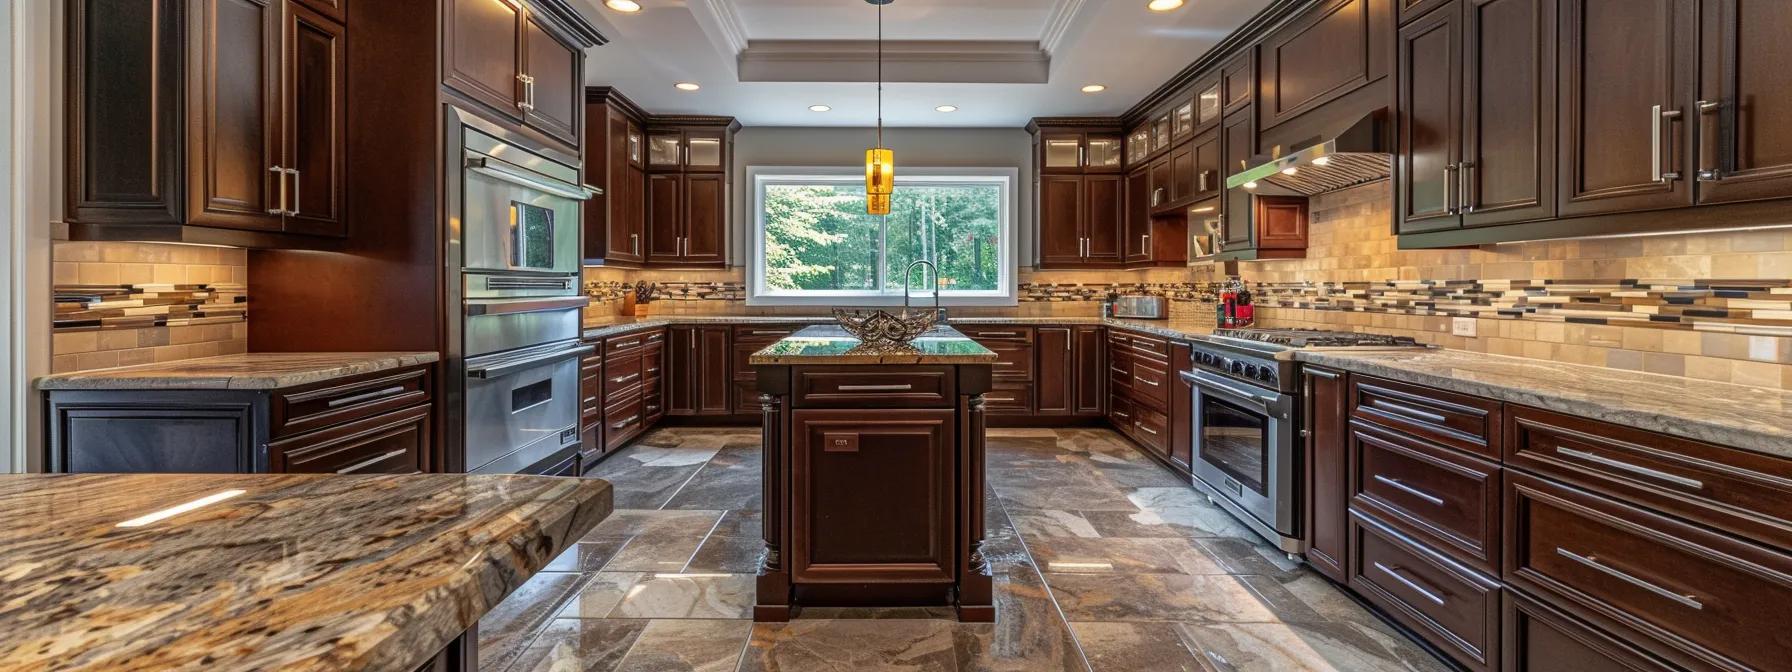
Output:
448,110,594,475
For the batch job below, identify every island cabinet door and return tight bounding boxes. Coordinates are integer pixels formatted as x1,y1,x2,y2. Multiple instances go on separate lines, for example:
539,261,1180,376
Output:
790,409,956,584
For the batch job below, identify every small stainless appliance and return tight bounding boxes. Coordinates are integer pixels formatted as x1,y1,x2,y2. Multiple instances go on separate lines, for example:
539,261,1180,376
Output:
1181,328,1421,553
1111,295,1169,320
447,110,595,475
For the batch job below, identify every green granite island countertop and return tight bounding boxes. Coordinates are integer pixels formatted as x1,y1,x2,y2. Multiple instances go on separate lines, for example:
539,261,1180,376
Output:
747,324,998,366
0,473,612,671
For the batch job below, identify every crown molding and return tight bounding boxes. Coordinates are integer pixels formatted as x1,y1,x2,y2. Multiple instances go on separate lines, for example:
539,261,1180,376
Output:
687,0,749,70
523,0,607,48
739,40,1049,83
1120,0,1314,124
1037,0,1088,57
584,86,648,122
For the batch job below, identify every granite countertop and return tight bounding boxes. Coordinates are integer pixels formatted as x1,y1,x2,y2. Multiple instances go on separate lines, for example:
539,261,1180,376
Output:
0,472,611,671
1296,348,1792,458
36,352,440,390
584,315,1216,342
748,325,999,365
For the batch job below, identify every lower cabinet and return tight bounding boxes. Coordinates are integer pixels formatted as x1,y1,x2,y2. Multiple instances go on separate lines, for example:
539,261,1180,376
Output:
1350,510,1502,672
585,327,668,464
1100,327,1189,476
789,409,957,583
667,325,732,416
1303,365,1350,582
1502,592,1676,672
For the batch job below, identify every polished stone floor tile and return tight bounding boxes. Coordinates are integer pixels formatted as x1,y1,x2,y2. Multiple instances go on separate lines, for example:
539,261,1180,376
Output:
1069,622,1203,672
614,619,753,671
584,509,722,539
1029,536,1212,575
665,446,763,511
608,572,756,620
556,572,645,620
1005,509,1101,538
953,567,1088,672
710,509,763,537
504,618,648,672
600,529,708,573
479,571,589,672
687,534,768,573
1043,572,1318,624
1176,621,1450,672
741,619,960,671
540,536,634,573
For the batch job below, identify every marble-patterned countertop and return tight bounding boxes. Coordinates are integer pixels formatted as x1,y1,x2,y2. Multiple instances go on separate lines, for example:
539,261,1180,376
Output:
1297,348,1792,458
35,352,440,390
748,325,998,365
583,314,1215,342
0,472,611,671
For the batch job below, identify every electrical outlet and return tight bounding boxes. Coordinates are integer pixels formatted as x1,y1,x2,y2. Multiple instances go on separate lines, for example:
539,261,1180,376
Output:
1452,317,1478,338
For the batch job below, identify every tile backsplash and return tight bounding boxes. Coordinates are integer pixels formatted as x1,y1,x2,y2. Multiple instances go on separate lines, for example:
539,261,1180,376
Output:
51,242,249,373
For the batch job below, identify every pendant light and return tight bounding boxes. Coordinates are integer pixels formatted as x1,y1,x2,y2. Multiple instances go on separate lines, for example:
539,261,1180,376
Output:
865,0,894,215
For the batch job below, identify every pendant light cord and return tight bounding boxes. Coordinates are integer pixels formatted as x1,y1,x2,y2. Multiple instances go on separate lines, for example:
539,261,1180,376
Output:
876,2,883,149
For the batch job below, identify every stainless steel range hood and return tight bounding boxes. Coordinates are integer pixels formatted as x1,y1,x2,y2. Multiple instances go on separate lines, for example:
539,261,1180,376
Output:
1225,108,1391,197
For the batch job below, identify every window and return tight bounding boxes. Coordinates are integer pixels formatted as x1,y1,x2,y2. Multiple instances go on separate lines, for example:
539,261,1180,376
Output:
748,167,1017,306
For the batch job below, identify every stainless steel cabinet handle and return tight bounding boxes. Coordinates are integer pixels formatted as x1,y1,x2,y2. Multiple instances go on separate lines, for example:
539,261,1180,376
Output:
611,339,641,349
1652,104,1683,182
976,331,1020,337
1696,100,1722,181
748,330,791,335
1373,474,1446,506
1304,368,1341,380
610,372,640,384
1110,366,1128,375
1138,425,1159,436
1198,170,1209,192
632,233,640,255
1112,411,1131,419
1373,562,1446,606
283,168,301,216
986,397,1015,403
1555,447,1703,489
1079,145,1086,167
517,74,535,111
1458,161,1473,213
1443,163,1459,215
1367,398,1448,424
335,449,409,474
1140,234,1150,254
1137,376,1161,387
326,386,408,408
1555,548,1702,610
611,415,640,430
839,384,913,392
268,165,287,215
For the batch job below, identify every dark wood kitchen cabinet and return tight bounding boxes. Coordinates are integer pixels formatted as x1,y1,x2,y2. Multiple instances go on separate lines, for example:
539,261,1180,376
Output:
1694,0,1792,205
1219,111,1257,254
667,325,731,416
65,0,347,247
1397,0,1556,234
1257,0,1392,132
583,88,647,264
1038,175,1123,268
1035,328,1074,415
642,119,736,268
1302,366,1350,583
1072,326,1106,417
1167,340,1193,471
442,0,587,151
1123,168,1152,264
1039,129,1124,174
731,324,804,416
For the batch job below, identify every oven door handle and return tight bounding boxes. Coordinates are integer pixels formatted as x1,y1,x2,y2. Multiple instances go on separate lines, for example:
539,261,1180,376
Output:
466,156,595,200
1183,369,1286,415
467,344,594,379
465,296,589,316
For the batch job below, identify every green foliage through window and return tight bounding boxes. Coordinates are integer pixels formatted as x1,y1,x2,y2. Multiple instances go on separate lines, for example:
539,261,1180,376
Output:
760,180,1003,295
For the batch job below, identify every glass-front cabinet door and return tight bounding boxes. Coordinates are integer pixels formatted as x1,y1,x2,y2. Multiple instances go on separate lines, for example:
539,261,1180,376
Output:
1152,113,1172,154
1086,134,1124,173
1174,101,1195,142
646,131,683,170
1197,81,1223,130
1041,134,1085,173
684,129,726,172
626,124,644,168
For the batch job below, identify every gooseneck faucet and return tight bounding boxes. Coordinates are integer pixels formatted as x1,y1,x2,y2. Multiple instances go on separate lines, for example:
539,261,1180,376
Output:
904,259,943,321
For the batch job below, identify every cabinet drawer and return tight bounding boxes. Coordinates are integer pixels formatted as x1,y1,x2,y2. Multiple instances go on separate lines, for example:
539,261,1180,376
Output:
1122,331,1170,360
1506,472,1792,672
1507,405,1792,552
733,325,803,341
1108,350,1134,391
1351,375,1502,459
984,343,1034,381
1107,331,1131,350
1351,511,1501,672
604,331,651,357
959,325,1034,343
1131,360,1170,405
643,379,664,422
579,353,602,377
984,382,1034,414
604,392,645,452
793,367,957,409
1133,405,1169,455
732,380,761,415
602,354,644,396
1502,592,1677,672
273,404,429,475
272,366,432,438
642,344,664,382
1351,421,1502,574
1108,394,1135,429
580,374,602,424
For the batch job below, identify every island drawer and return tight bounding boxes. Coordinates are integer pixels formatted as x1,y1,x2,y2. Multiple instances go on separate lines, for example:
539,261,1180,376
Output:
1505,405,1792,552
602,355,644,396
1505,471,1792,672
792,367,957,409
958,325,1034,343
272,404,429,474
272,365,433,439
1350,511,1500,672
984,382,1033,414
1351,375,1502,459
1350,420,1502,574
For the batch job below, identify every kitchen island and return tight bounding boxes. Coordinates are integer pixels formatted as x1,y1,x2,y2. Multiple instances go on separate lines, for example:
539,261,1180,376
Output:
0,472,611,671
749,325,997,621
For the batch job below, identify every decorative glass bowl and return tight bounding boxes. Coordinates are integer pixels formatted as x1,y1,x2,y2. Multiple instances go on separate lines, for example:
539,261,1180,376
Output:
832,308,938,345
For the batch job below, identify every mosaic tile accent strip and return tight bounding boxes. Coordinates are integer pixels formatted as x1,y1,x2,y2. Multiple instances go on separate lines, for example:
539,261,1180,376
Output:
54,283,248,333
1251,279,1792,337
587,281,1227,304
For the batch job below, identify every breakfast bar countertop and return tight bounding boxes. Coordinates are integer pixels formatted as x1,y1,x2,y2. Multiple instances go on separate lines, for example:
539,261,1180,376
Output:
0,472,612,671
747,325,998,365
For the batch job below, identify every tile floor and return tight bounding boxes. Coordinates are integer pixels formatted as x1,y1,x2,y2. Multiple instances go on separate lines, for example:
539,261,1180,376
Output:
478,427,1449,671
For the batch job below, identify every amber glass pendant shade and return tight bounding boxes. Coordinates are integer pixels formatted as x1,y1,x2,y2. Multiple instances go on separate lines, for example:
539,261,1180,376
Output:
866,192,892,215
866,147,895,195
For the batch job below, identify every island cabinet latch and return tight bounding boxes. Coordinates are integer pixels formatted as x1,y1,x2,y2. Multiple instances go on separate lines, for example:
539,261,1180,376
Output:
823,433,860,453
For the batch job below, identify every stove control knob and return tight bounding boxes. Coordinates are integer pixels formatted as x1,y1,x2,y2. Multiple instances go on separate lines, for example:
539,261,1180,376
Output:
1230,361,1245,375
1258,368,1276,383
1243,364,1260,378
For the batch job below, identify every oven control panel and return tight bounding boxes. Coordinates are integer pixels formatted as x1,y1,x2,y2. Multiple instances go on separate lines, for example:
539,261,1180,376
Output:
1191,349,1279,387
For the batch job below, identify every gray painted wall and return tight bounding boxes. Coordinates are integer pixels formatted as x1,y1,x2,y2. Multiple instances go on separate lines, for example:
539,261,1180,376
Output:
729,126,1035,267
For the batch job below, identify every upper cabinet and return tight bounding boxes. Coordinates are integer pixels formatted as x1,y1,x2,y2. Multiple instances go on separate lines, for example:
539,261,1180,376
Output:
1258,0,1391,132
647,126,731,173
443,0,591,152
1693,0,1792,205
65,0,347,247
642,119,737,268
1033,123,1130,269
1040,130,1124,174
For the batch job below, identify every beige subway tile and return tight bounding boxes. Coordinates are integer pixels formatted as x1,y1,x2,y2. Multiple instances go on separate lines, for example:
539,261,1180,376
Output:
1605,349,1644,371
97,330,138,351
153,264,185,283
137,327,171,347
154,345,192,362
51,354,78,374
53,331,98,355
1661,330,1702,354
73,351,120,371
117,263,155,285
78,262,121,285
1642,352,1685,377
1620,328,1663,353
53,262,80,286
116,348,156,367
1684,356,1734,382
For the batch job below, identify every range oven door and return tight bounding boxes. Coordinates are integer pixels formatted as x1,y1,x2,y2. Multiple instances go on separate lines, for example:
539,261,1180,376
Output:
1185,369,1298,546
459,126,591,277
464,341,592,475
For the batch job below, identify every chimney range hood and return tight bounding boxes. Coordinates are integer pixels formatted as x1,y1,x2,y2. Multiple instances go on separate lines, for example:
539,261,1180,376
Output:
1225,108,1391,197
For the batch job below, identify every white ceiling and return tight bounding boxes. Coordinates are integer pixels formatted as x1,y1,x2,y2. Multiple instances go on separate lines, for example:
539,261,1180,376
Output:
577,0,1271,127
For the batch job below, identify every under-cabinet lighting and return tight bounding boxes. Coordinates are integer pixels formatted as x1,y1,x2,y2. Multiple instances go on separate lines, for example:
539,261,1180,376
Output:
1190,205,1216,213
604,0,641,12
674,82,701,91
116,490,246,528
1147,0,1186,11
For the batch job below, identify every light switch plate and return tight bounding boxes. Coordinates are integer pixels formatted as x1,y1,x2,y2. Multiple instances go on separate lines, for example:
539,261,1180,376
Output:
1452,317,1478,338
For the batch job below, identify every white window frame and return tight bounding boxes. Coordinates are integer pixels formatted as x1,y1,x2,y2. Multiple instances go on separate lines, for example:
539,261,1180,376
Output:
746,165,1018,307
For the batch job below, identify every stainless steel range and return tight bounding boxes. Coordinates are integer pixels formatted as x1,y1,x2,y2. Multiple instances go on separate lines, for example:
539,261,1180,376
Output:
1180,328,1422,554
446,109,595,475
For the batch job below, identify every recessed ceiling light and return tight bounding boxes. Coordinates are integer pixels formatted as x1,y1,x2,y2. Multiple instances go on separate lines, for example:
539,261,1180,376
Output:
604,0,642,12
1081,84,1107,94
1147,0,1186,11
936,105,959,113
809,105,832,112
674,82,700,91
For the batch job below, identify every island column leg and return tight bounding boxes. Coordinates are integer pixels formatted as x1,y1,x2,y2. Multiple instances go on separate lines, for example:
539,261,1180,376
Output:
755,367,792,622
958,367,995,622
